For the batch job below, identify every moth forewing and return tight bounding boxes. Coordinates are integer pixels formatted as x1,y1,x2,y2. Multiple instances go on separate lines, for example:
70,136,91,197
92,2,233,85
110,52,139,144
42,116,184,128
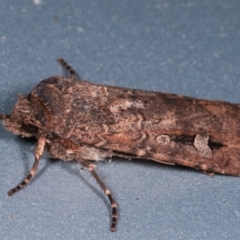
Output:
33,76,240,176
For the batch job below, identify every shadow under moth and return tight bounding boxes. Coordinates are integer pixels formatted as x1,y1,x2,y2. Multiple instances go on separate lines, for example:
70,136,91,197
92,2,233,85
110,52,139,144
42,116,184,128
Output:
1,59,240,232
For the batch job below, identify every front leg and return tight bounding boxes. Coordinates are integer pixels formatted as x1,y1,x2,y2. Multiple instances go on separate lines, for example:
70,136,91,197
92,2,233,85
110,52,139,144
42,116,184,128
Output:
8,136,46,196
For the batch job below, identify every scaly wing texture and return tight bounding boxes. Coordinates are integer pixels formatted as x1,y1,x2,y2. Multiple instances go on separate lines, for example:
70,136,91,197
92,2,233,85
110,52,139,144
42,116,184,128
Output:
31,77,240,176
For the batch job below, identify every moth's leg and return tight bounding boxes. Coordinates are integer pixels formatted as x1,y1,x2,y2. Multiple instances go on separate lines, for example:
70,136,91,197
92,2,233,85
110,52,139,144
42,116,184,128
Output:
8,136,46,196
81,160,118,232
57,58,77,79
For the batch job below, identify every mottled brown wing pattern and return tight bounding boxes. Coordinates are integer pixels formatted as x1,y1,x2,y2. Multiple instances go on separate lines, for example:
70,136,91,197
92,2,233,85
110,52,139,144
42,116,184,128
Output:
32,75,240,176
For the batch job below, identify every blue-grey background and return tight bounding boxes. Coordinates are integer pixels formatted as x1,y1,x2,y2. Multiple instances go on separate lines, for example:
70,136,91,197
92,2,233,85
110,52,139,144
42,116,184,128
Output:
0,0,240,239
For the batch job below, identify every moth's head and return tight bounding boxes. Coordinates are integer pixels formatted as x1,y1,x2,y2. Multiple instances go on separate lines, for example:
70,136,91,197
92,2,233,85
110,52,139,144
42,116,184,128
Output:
0,94,38,137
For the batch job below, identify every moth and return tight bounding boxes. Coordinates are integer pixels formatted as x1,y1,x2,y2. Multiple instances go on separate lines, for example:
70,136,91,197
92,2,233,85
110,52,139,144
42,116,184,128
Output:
1,59,240,232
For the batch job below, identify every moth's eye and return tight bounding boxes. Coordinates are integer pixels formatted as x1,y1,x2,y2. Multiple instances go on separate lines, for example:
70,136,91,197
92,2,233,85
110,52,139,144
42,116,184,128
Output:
27,93,31,100
21,123,38,134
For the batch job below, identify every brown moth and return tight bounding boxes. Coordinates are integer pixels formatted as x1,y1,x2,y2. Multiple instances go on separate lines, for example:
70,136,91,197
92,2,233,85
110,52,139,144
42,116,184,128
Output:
1,59,240,231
